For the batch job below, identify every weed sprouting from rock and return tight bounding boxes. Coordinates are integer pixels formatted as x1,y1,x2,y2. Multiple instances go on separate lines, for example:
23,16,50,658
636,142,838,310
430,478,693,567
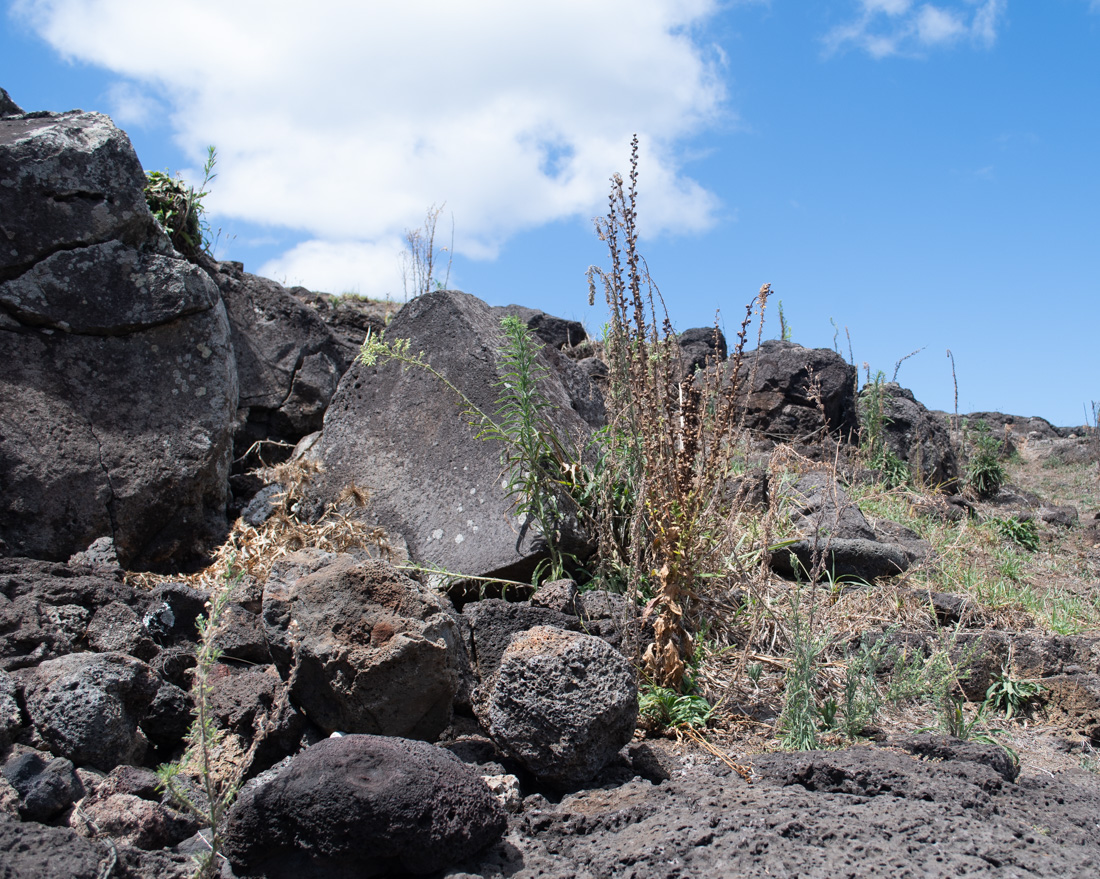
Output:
144,146,217,260
157,563,242,879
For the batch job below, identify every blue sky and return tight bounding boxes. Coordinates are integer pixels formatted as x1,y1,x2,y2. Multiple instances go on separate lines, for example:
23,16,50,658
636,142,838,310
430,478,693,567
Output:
2,0,1097,426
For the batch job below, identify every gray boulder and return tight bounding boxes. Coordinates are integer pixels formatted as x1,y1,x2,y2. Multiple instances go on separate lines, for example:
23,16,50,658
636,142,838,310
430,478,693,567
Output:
481,626,637,789
0,810,194,879
494,303,587,350
223,734,507,878
0,557,137,671
461,598,581,681
862,382,959,488
0,110,238,568
715,340,858,442
19,652,157,770
210,259,349,451
262,552,460,739
316,290,594,584
773,472,921,580
0,111,155,275
678,326,728,376
0,87,22,117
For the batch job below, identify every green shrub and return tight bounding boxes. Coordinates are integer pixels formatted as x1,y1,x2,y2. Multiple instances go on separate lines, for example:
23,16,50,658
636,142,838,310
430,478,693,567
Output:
144,146,217,259
965,420,1007,498
992,516,1040,552
639,684,714,730
984,667,1043,720
859,372,911,488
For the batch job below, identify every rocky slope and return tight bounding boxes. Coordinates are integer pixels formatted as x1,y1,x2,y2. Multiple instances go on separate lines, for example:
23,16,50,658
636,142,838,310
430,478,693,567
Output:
1,86,1098,878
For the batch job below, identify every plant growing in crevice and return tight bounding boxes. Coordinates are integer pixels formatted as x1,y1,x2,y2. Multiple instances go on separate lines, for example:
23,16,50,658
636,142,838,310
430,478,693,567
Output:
838,632,893,738
585,134,769,690
984,666,1043,720
157,563,242,879
778,583,827,750
144,146,217,260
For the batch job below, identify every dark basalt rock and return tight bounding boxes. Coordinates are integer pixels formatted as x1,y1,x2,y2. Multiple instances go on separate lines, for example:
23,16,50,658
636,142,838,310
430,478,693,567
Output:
223,734,507,877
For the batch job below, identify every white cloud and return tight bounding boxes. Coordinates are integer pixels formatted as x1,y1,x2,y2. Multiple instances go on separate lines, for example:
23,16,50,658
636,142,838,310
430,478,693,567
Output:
13,0,727,297
824,0,1005,58
104,81,163,127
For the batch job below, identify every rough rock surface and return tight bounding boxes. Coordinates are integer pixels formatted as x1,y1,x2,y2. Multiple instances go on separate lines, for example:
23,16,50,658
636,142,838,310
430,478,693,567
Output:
18,651,157,770
773,472,922,579
718,340,858,442
223,734,507,878
0,811,193,879
462,598,582,681
0,557,139,670
863,382,960,487
0,111,237,568
449,742,1100,878
262,552,460,739
1,751,81,821
210,258,349,452
677,326,727,377
316,290,594,584
481,626,637,789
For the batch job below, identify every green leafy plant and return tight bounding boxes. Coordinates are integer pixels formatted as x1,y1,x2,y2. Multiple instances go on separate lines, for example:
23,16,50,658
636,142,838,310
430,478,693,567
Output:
778,586,826,751
479,316,585,581
638,683,714,730
839,633,892,738
144,145,217,259
778,300,792,341
859,371,911,488
984,667,1043,720
157,564,241,878
992,515,1040,552
965,420,1008,498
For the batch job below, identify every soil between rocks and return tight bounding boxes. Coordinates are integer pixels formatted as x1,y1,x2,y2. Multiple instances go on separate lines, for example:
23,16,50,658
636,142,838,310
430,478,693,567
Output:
444,741,1100,879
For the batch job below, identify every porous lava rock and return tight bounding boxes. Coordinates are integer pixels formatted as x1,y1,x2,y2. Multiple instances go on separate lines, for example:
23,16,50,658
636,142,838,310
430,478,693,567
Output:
223,734,507,877
481,626,637,789
862,382,959,488
0,110,237,569
262,552,460,739
715,340,858,442
209,258,349,451
18,651,157,771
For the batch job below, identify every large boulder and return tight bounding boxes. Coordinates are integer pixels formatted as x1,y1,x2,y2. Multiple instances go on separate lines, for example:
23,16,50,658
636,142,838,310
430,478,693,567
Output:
862,382,959,488
209,259,349,452
0,110,154,275
0,109,238,569
18,651,158,771
262,552,461,739
223,734,507,878
480,626,637,789
715,340,858,442
315,290,595,583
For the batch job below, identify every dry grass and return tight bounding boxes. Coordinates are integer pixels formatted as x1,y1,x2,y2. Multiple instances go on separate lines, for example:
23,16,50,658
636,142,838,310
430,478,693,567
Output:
127,460,394,594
